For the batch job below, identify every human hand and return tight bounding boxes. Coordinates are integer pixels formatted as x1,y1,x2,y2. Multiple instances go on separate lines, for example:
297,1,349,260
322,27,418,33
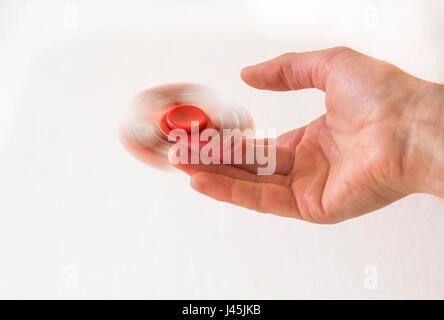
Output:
176,47,444,223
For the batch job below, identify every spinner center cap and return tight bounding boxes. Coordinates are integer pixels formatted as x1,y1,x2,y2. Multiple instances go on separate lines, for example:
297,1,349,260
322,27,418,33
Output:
166,104,207,133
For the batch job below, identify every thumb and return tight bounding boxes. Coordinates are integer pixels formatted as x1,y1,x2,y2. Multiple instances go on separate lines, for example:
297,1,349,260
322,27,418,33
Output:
240,46,354,92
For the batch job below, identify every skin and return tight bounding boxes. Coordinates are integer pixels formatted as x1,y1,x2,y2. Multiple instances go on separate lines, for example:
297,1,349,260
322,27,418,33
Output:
174,47,444,224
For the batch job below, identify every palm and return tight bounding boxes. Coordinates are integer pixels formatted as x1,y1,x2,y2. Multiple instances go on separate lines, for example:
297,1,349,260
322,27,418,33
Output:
279,115,404,223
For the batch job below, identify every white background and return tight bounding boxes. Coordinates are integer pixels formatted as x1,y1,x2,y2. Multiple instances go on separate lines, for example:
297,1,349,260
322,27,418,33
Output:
1,0,444,299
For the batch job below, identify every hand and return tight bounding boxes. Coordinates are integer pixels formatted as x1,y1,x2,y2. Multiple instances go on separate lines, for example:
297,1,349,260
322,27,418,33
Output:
177,47,444,223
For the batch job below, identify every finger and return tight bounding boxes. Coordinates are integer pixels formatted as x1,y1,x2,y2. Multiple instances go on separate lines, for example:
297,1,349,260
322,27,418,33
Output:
173,140,292,185
171,137,294,175
190,171,300,218
230,139,294,175
241,46,354,91
175,162,290,186
277,127,306,150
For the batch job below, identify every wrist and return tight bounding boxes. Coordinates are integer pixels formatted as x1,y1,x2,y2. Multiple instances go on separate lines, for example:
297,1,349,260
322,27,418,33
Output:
402,81,444,197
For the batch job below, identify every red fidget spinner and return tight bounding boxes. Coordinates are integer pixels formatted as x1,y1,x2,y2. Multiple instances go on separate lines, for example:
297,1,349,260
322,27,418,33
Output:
120,83,254,169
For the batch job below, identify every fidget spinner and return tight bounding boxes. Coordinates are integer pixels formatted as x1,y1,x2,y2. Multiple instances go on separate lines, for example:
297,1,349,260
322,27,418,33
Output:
120,83,254,169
